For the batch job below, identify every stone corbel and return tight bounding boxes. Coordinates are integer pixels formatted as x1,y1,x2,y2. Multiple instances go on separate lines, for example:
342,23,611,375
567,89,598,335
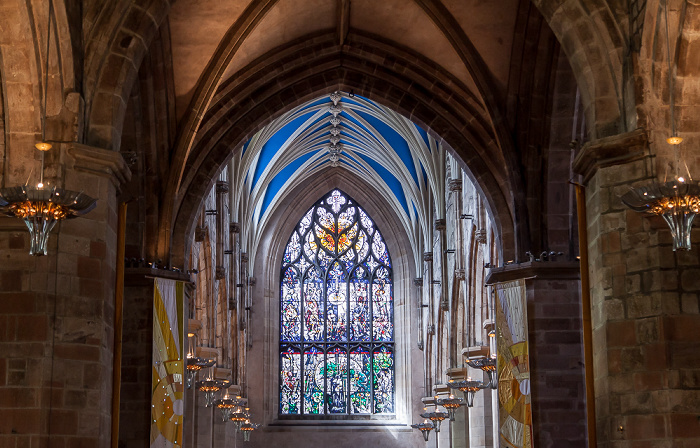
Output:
485,260,580,285
65,142,132,189
572,128,650,183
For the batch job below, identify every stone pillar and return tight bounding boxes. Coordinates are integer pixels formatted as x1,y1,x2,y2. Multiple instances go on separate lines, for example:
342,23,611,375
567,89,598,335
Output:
487,261,586,448
0,143,128,446
574,130,700,446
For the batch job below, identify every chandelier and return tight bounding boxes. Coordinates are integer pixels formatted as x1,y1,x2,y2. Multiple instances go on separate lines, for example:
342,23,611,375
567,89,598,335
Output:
214,392,246,422
230,404,249,428
411,420,434,442
419,407,448,433
0,182,96,255
448,377,483,407
196,376,229,407
240,419,260,442
621,1,697,250
0,1,96,256
436,394,465,421
467,356,498,389
622,177,700,251
185,354,215,389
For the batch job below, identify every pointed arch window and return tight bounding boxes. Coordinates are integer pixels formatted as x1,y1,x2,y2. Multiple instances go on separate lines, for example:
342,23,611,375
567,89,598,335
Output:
280,190,394,415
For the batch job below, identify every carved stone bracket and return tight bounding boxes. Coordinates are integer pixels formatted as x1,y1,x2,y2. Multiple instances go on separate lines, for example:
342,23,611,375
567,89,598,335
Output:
434,219,447,231
572,128,650,183
423,252,433,262
241,253,249,263
485,260,580,285
448,178,462,192
215,266,226,280
413,278,423,287
230,222,240,233
216,181,230,194
248,277,256,286
66,142,132,188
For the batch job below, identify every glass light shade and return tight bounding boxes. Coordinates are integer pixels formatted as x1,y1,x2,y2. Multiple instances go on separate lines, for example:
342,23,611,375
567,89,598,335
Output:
622,180,700,251
448,379,484,407
0,186,96,255
185,356,215,389
420,410,448,432
411,420,434,441
436,395,465,421
466,357,498,389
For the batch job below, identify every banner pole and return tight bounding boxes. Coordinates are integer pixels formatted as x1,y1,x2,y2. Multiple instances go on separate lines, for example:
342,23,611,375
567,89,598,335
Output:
111,202,127,448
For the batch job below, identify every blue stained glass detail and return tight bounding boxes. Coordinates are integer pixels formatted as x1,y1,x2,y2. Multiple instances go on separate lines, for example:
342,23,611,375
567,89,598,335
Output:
281,267,301,342
372,268,393,342
280,189,394,415
280,345,301,414
326,263,347,342
303,346,324,414
284,232,301,264
303,269,324,342
373,346,394,413
326,346,348,413
350,346,371,413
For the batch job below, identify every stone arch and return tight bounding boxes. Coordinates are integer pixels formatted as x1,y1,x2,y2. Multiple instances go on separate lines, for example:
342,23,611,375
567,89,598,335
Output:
0,0,76,186
83,0,172,151
638,0,700,171
530,0,631,138
246,168,422,446
166,32,519,270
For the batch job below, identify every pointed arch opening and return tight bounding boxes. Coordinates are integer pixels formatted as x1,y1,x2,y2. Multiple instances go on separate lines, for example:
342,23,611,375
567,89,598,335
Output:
279,189,395,416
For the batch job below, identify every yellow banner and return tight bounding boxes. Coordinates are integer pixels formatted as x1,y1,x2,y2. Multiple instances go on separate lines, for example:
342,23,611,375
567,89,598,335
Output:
150,279,185,448
495,280,533,448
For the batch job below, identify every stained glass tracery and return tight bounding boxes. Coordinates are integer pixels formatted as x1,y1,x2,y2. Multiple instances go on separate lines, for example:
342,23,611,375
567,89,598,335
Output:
280,190,395,416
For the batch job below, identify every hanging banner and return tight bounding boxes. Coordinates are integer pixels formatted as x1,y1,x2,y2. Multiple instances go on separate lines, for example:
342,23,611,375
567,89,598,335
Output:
150,278,185,448
495,280,533,448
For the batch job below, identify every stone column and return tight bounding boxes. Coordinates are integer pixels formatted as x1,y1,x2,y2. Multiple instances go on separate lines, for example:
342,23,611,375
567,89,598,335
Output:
574,130,700,446
0,142,128,447
487,261,586,448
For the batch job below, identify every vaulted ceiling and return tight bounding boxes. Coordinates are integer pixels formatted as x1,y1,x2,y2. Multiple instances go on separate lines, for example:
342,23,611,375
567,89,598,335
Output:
232,91,448,266
112,0,563,264
168,0,520,121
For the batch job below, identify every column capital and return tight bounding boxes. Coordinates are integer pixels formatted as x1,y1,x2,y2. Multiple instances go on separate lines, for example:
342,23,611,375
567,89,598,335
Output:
65,142,132,188
572,128,649,183
216,181,230,194
448,178,462,192
434,219,446,231
485,260,580,285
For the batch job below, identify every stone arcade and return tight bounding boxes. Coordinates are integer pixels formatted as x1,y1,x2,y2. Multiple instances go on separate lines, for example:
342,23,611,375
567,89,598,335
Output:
0,1,699,447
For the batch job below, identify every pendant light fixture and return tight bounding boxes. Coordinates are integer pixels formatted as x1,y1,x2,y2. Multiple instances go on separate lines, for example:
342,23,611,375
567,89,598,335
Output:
411,420,435,442
0,0,96,255
622,0,700,250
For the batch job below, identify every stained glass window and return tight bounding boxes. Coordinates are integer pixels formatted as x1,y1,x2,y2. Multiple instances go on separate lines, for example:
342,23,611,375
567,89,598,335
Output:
280,190,394,416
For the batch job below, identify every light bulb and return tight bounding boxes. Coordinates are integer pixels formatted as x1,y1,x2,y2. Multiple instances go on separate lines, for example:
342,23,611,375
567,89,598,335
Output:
37,182,43,189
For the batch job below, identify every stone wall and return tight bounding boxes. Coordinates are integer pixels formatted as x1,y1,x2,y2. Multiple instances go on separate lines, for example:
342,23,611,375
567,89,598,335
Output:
581,139,700,447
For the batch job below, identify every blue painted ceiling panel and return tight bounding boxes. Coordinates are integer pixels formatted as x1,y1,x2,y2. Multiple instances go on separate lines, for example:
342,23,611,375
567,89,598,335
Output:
357,153,409,215
259,150,320,220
